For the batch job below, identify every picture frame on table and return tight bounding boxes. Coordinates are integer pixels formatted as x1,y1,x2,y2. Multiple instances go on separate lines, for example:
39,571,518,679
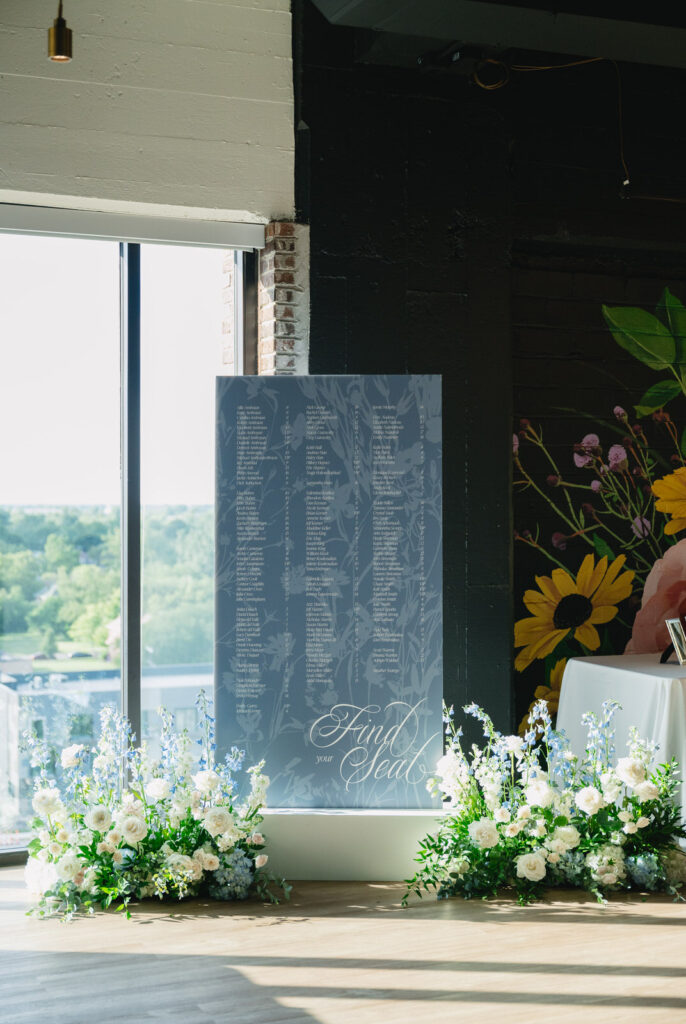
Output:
665,618,686,666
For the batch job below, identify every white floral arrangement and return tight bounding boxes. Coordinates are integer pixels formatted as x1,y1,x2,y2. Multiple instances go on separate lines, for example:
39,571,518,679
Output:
403,699,686,905
24,692,290,919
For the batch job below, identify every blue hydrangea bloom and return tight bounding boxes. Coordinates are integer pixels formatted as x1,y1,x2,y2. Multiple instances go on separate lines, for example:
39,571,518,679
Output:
208,848,254,901
625,853,663,892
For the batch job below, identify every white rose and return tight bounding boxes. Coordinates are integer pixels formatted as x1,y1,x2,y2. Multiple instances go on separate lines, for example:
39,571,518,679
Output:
575,786,605,816
193,770,220,795
249,832,265,845
166,852,194,876
622,821,638,835
38,829,50,845
494,807,511,823
255,854,269,869
203,853,220,871
517,805,532,820
119,793,145,816
547,852,560,864
112,849,124,865
515,852,547,883
637,816,651,828
552,825,580,850
603,872,617,885
146,778,170,802
32,787,63,818
84,805,112,833
633,781,659,803
546,838,567,856
48,841,62,857
107,829,122,846
504,822,523,838
121,815,148,846
530,820,547,838
618,809,632,823
56,852,81,881
55,827,70,844
615,757,646,789
203,806,234,838
96,841,113,855
60,744,84,769
526,780,555,809
190,859,204,881
467,817,499,849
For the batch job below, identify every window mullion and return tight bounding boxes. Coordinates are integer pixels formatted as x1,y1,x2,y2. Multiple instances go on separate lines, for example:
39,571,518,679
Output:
239,250,258,375
120,242,142,745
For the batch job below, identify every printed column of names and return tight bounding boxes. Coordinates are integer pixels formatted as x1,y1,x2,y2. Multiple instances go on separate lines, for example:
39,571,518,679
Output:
305,406,339,697
234,405,268,714
371,405,406,679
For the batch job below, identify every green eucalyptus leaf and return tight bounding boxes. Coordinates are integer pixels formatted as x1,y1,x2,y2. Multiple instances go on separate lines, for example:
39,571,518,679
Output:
634,379,682,417
658,287,686,370
602,304,675,370
591,533,614,561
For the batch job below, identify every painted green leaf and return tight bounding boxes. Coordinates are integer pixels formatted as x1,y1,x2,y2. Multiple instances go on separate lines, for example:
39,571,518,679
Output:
602,304,675,370
634,379,682,417
657,287,686,370
592,533,614,561
681,427,686,457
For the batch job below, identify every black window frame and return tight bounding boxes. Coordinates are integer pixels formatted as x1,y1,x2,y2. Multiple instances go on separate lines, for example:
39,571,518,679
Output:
0,238,258,864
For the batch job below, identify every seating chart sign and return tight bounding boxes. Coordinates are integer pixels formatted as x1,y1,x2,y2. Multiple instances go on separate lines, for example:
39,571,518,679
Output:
215,375,443,808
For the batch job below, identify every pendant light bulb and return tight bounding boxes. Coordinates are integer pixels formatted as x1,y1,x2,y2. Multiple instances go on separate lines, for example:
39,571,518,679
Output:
48,1,72,62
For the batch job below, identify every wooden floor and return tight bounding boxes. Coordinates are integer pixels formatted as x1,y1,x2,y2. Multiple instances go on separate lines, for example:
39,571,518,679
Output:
1,866,686,1024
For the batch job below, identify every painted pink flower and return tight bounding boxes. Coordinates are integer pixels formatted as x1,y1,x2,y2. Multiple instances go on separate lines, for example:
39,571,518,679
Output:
614,406,627,420
608,444,628,471
551,532,567,551
574,433,600,469
591,480,602,493
513,433,519,454
626,540,686,653
631,516,651,539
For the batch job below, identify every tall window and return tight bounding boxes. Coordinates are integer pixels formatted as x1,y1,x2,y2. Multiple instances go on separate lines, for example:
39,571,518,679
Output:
0,235,120,851
0,229,248,852
139,245,224,755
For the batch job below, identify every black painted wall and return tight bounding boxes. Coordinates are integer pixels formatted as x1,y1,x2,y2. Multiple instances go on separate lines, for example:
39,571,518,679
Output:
295,0,686,733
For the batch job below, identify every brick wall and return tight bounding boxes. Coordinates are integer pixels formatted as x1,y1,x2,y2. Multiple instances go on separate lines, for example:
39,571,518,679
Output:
258,222,310,375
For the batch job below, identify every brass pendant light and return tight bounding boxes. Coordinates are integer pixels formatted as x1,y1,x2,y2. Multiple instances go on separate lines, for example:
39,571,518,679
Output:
48,1,72,62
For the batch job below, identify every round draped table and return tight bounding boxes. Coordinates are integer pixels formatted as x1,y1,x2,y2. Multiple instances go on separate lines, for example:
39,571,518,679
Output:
557,653,686,821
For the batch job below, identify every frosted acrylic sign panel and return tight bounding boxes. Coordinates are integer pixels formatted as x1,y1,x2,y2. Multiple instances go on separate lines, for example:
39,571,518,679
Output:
215,375,443,808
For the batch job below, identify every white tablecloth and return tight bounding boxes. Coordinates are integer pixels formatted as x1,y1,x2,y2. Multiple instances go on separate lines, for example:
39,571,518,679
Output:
557,654,686,819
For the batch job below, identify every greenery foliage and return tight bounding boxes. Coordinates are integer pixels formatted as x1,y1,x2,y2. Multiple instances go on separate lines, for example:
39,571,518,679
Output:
0,506,213,666
404,701,686,906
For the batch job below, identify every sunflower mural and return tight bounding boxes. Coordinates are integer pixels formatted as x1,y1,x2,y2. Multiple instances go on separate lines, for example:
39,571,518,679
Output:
514,286,686,731
515,555,634,672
